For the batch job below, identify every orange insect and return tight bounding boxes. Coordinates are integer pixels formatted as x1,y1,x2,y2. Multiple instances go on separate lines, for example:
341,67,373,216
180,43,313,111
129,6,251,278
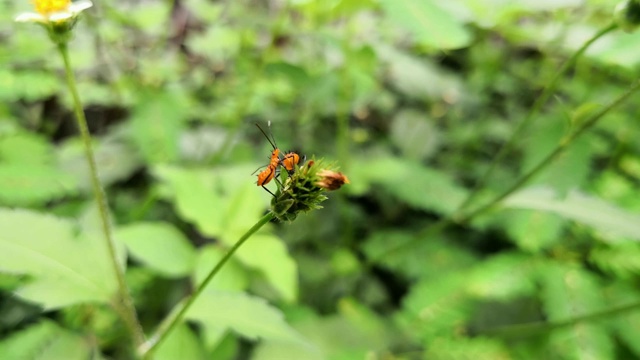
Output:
254,123,304,196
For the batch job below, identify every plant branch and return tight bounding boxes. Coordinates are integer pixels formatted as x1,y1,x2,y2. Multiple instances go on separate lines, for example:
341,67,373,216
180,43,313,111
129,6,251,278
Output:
57,43,145,348
481,300,640,338
139,212,275,357
459,78,640,222
456,22,618,212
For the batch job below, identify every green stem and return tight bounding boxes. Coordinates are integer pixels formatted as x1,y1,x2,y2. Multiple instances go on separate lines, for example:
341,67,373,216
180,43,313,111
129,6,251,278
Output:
482,300,640,338
57,43,145,348
368,78,640,266
456,23,618,212
139,212,275,357
459,78,640,222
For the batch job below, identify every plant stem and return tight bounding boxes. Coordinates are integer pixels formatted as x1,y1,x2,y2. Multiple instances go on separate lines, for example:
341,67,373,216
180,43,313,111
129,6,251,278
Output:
481,300,640,338
57,43,145,348
139,212,275,357
368,78,640,265
458,78,640,222
456,22,618,212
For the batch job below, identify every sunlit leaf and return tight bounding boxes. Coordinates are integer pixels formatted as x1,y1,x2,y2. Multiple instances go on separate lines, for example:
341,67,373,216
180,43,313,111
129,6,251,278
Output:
233,234,298,302
194,245,249,293
540,262,613,359
379,0,472,49
155,324,206,360
187,291,309,345
0,164,78,206
503,187,640,242
0,209,118,309
116,222,197,277
0,320,92,360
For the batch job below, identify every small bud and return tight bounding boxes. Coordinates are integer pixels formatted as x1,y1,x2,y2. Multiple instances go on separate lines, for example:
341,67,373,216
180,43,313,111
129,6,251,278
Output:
615,0,640,33
316,170,350,191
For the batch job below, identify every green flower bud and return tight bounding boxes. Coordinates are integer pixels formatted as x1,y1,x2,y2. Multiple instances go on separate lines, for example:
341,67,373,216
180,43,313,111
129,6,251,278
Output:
615,0,640,33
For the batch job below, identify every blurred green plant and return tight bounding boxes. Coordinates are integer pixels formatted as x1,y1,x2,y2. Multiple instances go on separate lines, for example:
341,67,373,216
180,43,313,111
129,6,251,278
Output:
3,0,640,359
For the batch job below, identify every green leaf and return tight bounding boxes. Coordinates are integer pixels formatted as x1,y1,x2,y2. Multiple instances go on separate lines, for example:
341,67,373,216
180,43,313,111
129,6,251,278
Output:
424,336,511,360
466,252,537,300
605,282,640,358
590,242,640,279
494,210,565,251
0,70,60,102
0,133,53,165
116,222,197,277
398,272,472,342
503,187,640,242
379,0,472,49
390,110,441,161
130,92,187,164
0,164,78,206
153,165,223,237
155,324,206,360
540,262,613,359
0,320,92,360
363,230,477,279
57,137,142,192
187,291,308,345
194,245,249,293
234,234,298,303
350,156,468,215
0,209,118,309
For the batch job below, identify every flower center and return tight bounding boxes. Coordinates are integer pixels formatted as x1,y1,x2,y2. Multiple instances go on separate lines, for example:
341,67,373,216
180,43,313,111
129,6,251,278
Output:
33,0,71,15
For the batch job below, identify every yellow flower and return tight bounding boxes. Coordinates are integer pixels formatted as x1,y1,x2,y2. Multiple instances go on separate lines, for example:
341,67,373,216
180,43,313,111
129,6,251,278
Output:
15,0,93,23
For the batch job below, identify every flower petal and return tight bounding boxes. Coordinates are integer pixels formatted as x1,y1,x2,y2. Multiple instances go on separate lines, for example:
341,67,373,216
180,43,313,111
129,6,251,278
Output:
69,0,93,14
49,11,74,22
15,12,47,23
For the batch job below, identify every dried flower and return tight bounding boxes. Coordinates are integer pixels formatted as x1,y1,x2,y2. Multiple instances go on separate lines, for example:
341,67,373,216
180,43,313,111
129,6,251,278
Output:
316,170,350,191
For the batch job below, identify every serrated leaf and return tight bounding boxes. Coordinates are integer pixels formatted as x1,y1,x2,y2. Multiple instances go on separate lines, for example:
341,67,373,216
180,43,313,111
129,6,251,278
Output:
379,0,472,49
363,230,477,279
116,222,197,277
604,282,640,358
466,252,536,300
540,263,613,360
187,291,308,345
194,245,248,293
0,164,78,206
0,320,92,360
590,242,640,279
492,210,564,251
350,156,467,214
398,273,471,342
0,209,118,309
155,324,206,360
425,336,511,360
503,187,640,242
234,234,298,302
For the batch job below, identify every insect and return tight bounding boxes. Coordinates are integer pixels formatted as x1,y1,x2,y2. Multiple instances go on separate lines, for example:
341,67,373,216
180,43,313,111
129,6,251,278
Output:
254,122,303,196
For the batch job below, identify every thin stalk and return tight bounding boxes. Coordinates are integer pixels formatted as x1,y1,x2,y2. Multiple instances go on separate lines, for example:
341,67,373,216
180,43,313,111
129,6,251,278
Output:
368,78,640,266
57,43,145,348
457,23,618,212
139,212,275,357
459,78,640,222
482,300,640,338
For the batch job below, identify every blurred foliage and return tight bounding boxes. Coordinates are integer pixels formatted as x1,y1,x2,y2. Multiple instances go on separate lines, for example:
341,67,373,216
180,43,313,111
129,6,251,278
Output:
2,0,640,359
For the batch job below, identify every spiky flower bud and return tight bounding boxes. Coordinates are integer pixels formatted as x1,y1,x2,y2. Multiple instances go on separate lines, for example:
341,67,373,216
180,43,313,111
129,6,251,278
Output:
269,159,348,222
